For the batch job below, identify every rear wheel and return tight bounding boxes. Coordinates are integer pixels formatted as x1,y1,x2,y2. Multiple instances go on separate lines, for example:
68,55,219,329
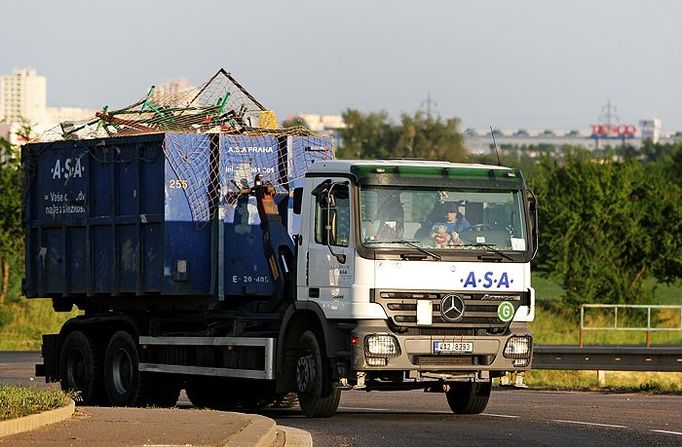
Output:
59,330,103,405
445,381,491,414
104,330,144,406
295,330,340,418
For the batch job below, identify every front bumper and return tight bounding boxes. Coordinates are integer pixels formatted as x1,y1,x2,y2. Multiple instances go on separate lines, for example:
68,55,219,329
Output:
350,320,532,373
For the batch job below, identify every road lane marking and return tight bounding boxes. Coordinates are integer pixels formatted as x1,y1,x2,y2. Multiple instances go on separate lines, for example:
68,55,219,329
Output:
553,420,627,429
339,407,450,414
482,413,520,419
651,429,682,436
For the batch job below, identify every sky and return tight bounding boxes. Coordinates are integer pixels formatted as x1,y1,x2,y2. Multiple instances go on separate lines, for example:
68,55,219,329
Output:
2,0,681,131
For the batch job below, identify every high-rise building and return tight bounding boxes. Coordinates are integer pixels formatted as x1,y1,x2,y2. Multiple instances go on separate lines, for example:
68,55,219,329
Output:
639,118,662,143
0,68,47,125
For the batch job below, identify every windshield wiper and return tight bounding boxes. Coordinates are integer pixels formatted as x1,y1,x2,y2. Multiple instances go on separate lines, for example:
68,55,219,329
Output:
367,239,441,261
463,243,514,262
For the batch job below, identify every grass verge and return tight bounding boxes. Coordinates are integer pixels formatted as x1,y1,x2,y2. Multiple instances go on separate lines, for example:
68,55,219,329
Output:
0,386,70,421
523,370,682,394
528,274,682,393
529,304,682,346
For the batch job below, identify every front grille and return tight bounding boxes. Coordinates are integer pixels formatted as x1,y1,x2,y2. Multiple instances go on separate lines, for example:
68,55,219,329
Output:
413,355,475,366
372,289,527,329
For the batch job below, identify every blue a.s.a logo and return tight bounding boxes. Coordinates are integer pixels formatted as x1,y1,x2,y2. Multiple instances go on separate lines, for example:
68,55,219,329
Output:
461,271,513,288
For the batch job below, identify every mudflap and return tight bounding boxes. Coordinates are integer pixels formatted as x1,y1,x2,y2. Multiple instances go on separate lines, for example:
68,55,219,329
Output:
37,334,60,382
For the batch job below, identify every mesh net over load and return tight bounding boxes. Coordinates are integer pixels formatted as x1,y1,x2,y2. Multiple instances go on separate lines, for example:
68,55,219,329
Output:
34,69,334,225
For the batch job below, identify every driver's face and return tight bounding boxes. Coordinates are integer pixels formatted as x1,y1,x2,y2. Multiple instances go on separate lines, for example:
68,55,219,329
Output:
447,211,457,221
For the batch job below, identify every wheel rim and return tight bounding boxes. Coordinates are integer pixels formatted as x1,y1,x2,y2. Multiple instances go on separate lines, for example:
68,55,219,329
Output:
111,348,133,395
296,353,316,393
67,349,86,390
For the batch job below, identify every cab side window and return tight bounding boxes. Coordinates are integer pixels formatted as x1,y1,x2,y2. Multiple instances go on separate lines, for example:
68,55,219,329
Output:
315,184,350,247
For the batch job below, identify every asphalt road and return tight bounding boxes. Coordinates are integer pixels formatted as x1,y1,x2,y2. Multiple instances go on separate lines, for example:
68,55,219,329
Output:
3,352,681,446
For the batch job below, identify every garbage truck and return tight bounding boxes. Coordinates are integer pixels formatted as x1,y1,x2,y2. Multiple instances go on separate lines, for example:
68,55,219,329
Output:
24,129,537,417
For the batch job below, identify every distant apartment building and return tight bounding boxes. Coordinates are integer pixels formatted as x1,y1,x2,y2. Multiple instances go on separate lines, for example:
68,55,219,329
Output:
0,68,47,125
0,68,96,146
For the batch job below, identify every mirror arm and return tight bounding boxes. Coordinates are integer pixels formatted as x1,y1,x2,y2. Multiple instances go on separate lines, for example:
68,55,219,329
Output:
326,182,348,264
527,188,539,259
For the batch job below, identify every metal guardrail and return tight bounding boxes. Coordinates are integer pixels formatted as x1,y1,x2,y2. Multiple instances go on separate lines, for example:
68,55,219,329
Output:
579,304,682,348
532,345,682,372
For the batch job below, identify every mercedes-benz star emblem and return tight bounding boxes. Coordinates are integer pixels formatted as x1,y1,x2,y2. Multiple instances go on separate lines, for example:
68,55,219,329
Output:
441,294,465,322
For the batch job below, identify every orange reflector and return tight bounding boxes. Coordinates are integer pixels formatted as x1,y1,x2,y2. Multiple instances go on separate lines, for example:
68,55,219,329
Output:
351,336,360,345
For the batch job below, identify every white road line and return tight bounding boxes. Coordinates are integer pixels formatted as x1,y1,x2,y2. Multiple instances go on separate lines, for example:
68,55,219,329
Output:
338,407,450,414
482,413,520,419
553,420,627,429
651,429,682,436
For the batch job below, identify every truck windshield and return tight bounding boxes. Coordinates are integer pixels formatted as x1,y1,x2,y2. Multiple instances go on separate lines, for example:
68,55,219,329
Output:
359,186,528,252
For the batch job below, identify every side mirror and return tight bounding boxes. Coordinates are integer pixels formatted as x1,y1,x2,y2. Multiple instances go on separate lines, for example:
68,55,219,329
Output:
293,187,303,214
527,188,539,259
326,182,348,264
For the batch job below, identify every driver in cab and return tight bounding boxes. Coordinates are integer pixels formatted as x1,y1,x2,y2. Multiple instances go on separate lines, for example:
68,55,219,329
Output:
432,207,470,247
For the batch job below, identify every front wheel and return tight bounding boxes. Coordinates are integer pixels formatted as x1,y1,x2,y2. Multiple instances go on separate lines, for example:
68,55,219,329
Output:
295,330,340,418
445,381,491,414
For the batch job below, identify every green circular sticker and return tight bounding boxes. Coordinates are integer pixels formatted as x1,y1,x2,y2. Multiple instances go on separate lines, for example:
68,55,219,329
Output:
497,302,515,322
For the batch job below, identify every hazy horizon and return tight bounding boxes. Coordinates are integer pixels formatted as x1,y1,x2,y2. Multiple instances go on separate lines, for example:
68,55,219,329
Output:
2,0,680,131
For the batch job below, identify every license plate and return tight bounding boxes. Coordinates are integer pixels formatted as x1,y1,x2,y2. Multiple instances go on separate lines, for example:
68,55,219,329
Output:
433,341,474,353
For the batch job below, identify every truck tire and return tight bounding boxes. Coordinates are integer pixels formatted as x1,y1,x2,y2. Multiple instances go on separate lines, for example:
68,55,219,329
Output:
295,330,340,418
59,330,103,405
445,381,492,414
103,330,145,406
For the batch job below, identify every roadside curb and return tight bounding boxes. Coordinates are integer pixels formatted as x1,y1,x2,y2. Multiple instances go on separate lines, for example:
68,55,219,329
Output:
225,412,278,447
0,399,75,438
278,426,314,447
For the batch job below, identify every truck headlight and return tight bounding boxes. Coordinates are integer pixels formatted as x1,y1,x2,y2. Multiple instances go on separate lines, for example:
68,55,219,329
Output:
503,335,532,359
365,334,400,357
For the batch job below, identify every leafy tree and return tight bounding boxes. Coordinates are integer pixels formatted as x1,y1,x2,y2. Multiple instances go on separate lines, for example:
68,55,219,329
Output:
336,109,399,159
0,118,32,304
530,151,682,308
336,109,467,162
394,112,467,161
0,137,23,304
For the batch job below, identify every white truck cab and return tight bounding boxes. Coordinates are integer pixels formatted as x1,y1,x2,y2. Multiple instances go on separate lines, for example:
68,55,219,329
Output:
293,159,537,413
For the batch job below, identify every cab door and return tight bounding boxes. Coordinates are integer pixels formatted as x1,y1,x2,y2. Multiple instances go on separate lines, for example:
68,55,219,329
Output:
297,178,354,317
